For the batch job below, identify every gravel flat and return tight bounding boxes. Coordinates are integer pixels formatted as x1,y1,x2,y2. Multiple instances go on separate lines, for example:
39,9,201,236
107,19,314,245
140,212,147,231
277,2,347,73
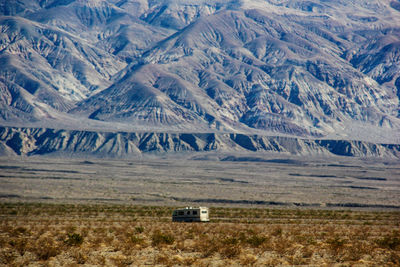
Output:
1,156,399,209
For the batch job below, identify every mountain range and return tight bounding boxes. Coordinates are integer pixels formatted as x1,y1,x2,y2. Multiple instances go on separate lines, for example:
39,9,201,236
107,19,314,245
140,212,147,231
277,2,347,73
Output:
1,0,400,156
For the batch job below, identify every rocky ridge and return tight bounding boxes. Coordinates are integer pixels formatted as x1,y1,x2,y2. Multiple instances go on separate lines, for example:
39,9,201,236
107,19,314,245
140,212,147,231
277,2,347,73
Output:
1,126,399,158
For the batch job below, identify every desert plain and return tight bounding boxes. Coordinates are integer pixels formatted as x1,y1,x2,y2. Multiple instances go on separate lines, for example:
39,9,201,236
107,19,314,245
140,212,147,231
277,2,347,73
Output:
0,155,399,266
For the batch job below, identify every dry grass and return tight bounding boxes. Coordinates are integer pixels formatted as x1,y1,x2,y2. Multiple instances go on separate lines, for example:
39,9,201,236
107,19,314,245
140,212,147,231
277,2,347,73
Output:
0,203,399,266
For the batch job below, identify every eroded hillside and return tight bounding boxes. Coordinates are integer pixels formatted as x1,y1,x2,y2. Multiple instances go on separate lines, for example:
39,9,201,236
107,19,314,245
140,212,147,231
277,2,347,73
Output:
1,0,400,144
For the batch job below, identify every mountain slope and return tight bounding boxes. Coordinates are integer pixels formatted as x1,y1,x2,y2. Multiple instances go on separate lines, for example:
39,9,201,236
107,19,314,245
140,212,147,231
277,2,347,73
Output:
72,4,400,139
1,0,400,144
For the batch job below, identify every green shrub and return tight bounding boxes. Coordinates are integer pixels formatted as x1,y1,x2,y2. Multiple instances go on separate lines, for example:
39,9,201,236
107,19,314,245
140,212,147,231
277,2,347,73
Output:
65,233,84,246
135,226,144,234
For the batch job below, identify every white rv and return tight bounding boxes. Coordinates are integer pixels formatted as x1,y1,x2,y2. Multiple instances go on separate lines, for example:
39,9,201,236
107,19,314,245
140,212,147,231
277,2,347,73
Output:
172,207,210,222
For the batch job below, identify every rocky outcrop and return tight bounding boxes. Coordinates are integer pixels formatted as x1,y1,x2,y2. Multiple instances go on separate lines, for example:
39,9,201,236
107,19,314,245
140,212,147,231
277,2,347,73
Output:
1,127,399,158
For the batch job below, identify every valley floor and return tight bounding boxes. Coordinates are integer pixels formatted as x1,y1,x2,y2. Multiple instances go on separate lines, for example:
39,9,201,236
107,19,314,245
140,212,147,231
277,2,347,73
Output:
0,156,399,265
0,156,399,209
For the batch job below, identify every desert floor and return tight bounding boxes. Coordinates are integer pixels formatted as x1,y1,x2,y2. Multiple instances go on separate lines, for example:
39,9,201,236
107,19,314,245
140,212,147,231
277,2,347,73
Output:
0,155,399,208
0,156,399,266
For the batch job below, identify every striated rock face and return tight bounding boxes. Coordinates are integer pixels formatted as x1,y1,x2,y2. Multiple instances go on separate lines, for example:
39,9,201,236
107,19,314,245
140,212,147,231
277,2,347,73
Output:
1,0,400,144
1,126,399,158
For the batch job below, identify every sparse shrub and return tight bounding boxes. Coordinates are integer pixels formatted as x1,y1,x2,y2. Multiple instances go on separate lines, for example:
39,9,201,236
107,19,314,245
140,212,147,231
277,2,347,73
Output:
219,244,241,259
326,236,347,254
135,226,144,234
343,241,368,261
375,231,400,250
13,226,29,236
9,237,27,255
301,246,314,259
271,226,282,237
219,236,242,258
71,248,87,264
222,236,239,246
273,237,291,254
65,233,84,246
33,237,61,260
1,203,399,266
246,234,269,247
130,235,144,245
388,251,400,265
8,209,18,215
294,233,316,246
196,237,219,257
0,236,6,248
0,249,16,264
151,230,175,246
155,253,172,266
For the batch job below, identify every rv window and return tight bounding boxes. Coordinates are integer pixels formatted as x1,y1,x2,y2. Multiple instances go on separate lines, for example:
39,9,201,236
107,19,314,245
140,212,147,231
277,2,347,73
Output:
178,211,184,216
201,210,207,214
187,211,190,215
193,211,198,215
